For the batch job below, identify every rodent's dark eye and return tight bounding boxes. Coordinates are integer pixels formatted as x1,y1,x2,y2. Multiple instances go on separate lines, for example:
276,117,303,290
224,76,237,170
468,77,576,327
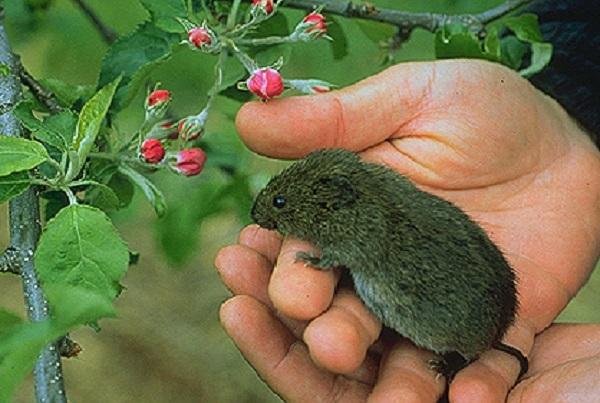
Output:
272,195,286,209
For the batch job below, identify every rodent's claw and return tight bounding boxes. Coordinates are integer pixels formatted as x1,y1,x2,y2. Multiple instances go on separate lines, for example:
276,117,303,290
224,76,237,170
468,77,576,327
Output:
295,251,320,265
295,251,333,271
428,352,469,383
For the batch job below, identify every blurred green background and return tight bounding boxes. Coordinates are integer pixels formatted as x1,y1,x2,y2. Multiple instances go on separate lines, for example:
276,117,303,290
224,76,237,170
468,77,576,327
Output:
0,0,598,401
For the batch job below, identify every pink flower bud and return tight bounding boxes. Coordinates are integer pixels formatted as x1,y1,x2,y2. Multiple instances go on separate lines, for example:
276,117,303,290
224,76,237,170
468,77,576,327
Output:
247,68,284,100
252,0,275,14
312,85,330,93
146,121,178,139
177,116,205,141
161,121,179,139
146,89,171,107
303,12,327,36
141,139,165,163
188,27,213,49
174,148,207,176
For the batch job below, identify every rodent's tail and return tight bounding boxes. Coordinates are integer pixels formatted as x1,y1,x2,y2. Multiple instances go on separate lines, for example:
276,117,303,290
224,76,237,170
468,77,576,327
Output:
492,341,529,379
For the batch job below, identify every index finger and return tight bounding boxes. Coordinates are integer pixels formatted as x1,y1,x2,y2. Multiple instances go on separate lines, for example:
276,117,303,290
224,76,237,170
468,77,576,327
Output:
269,237,340,320
235,62,435,158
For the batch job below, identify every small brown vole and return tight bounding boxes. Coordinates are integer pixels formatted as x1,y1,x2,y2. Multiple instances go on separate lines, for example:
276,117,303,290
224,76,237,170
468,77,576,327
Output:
251,148,527,380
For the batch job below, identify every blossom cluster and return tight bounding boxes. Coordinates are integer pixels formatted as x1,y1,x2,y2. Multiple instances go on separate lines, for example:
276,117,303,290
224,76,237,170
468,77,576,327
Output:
140,89,207,177
139,2,335,177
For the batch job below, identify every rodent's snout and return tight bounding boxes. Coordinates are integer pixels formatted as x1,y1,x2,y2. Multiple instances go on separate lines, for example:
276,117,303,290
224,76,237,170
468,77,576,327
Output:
250,200,277,230
256,219,277,230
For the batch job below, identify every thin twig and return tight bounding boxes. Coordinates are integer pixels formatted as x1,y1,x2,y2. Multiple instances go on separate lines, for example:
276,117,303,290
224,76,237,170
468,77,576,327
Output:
0,247,20,274
0,11,68,403
283,0,532,37
70,0,117,44
16,59,62,114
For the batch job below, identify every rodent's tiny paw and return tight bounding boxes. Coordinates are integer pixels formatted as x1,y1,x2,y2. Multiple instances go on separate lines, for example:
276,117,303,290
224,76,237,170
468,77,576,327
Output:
428,358,447,376
294,251,333,271
427,360,446,383
428,352,469,383
295,251,320,265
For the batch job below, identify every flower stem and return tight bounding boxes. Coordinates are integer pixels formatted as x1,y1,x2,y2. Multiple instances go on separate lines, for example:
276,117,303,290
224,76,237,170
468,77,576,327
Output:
236,35,295,46
88,152,119,161
225,40,258,72
227,0,243,30
63,187,78,205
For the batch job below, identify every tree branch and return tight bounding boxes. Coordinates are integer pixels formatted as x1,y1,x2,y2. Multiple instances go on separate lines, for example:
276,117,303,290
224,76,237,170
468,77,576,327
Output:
70,0,117,44
16,59,62,114
283,0,532,36
477,0,532,24
0,247,20,274
0,10,68,403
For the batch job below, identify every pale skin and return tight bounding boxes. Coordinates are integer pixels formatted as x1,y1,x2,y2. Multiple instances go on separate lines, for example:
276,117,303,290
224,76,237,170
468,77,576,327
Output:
215,59,600,402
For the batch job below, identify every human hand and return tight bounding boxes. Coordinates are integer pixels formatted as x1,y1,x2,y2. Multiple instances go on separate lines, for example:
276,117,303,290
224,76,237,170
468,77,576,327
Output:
508,323,600,401
216,59,600,402
218,226,445,402
216,231,600,402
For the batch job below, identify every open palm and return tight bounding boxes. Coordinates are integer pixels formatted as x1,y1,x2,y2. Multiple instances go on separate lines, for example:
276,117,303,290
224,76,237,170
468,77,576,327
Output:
216,60,600,402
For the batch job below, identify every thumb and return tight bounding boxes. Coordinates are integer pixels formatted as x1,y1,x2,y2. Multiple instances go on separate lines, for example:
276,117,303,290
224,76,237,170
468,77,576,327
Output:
235,62,435,159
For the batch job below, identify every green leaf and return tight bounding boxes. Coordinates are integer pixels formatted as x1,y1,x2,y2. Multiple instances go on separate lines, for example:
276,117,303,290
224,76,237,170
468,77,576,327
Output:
356,19,396,45
254,11,290,37
24,0,53,13
435,24,483,59
434,24,501,62
157,174,227,266
500,36,528,70
0,136,49,176
220,83,252,103
520,42,553,77
253,43,292,68
219,54,246,92
39,78,95,108
483,27,501,61
35,205,129,300
118,165,166,217
108,172,135,208
38,112,77,149
98,22,181,110
503,13,543,43
15,103,77,151
85,160,135,208
41,190,69,221
0,172,30,204
0,321,53,403
0,286,114,403
217,174,254,224
83,181,121,212
73,76,120,155
0,310,22,337
327,16,348,60
45,285,116,328
501,13,552,75
157,197,202,266
157,171,254,266
140,0,187,32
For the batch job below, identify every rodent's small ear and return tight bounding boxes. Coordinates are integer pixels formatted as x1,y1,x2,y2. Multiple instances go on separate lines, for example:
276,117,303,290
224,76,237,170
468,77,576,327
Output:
318,175,357,209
